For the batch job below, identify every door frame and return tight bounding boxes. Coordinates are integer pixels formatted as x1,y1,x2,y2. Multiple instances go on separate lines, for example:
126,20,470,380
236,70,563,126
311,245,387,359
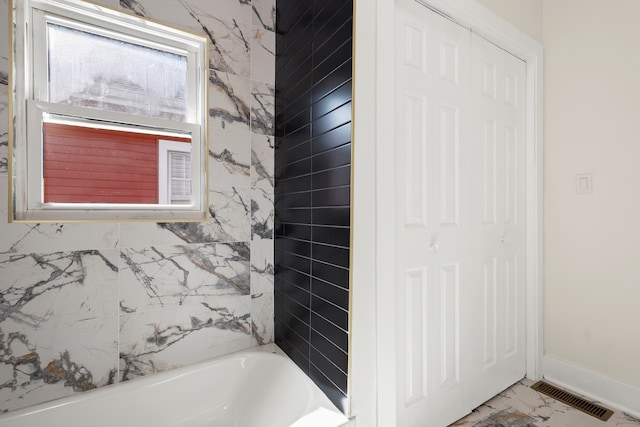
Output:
349,0,543,425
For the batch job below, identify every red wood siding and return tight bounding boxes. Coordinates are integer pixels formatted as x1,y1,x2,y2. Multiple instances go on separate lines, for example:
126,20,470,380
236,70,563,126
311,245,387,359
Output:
43,123,189,204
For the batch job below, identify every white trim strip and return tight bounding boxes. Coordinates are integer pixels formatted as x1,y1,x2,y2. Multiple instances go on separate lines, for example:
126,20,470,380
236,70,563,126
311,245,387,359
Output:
544,356,640,418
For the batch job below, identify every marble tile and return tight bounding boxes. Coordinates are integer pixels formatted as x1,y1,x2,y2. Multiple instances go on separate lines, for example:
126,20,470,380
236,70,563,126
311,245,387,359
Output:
209,128,251,188
251,133,275,190
0,178,119,254
0,317,118,412
206,16,251,78
451,380,640,427
118,221,196,248
0,249,119,332
118,0,199,33
119,187,250,247
0,220,118,255
118,218,239,248
252,0,276,32
0,0,8,23
470,409,537,427
0,0,9,74
209,186,252,242
251,187,274,240
251,291,273,345
250,238,274,345
185,0,252,26
119,242,250,313
250,239,274,296
251,27,275,84
0,78,7,176
250,80,275,136
119,296,252,380
209,70,251,132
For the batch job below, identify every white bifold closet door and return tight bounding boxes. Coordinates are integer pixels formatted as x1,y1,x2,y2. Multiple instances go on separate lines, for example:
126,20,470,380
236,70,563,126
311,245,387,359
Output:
394,0,526,426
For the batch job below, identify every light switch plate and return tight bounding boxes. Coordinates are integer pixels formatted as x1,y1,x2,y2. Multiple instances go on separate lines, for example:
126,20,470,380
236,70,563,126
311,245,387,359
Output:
576,173,592,194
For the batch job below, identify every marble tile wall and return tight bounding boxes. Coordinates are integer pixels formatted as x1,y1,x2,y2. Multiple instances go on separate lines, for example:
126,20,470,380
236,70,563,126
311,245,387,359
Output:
0,0,275,412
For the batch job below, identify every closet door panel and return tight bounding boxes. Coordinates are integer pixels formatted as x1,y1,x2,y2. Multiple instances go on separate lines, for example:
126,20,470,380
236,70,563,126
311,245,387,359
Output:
394,1,474,426
470,32,527,410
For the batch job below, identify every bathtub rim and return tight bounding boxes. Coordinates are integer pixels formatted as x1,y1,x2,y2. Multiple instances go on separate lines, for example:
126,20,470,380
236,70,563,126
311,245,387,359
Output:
0,343,349,426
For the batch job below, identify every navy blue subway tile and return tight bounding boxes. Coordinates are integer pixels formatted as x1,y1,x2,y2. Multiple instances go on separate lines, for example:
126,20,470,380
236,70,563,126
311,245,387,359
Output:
312,243,350,268
309,364,348,414
284,223,312,241
310,355,347,404
284,281,311,309
277,207,312,225
283,190,312,209
284,72,314,109
284,237,311,258
284,297,312,331
285,52,312,87
279,175,312,194
285,107,312,135
312,225,350,248
314,35,352,76
279,1,312,37
312,186,351,208
310,206,350,227
310,328,348,374
313,19,353,71
311,295,349,332
311,165,351,190
311,278,349,311
284,157,312,178
310,346,348,394
276,0,352,414
310,311,348,352
283,251,311,275
280,335,310,374
313,0,351,32
283,266,311,291
312,260,350,290
312,58,352,103
285,140,311,166
284,90,313,121
312,144,351,172
313,83,352,122
282,125,311,151
312,102,352,138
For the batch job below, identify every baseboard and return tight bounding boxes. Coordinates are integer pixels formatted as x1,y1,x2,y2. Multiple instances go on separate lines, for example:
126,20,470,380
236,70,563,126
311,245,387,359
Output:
543,356,640,418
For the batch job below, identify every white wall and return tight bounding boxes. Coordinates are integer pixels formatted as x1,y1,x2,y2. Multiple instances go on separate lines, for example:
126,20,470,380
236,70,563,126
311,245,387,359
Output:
543,0,640,389
477,0,542,42
482,0,640,392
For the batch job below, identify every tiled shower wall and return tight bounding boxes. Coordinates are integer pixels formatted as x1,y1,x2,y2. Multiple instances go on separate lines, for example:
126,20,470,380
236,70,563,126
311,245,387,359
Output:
274,0,353,414
0,0,275,412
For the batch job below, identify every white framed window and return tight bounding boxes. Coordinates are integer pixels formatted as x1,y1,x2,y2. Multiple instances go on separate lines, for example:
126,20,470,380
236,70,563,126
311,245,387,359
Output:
11,0,208,221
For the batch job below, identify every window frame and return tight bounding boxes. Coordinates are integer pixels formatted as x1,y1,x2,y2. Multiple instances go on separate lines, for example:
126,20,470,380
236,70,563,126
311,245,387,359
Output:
10,0,209,222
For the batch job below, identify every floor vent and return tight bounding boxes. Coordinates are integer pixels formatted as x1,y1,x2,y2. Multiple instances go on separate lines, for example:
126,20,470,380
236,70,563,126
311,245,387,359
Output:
530,381,614,422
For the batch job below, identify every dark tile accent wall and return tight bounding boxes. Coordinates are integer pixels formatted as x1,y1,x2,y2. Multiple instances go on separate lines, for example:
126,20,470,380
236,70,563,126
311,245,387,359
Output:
274,0,353,414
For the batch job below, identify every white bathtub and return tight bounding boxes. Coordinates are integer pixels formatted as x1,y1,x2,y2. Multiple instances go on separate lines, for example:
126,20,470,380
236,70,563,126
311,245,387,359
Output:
0,344,349,427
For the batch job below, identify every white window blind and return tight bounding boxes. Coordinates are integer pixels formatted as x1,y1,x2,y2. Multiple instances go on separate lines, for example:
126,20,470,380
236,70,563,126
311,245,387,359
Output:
169,151,191,204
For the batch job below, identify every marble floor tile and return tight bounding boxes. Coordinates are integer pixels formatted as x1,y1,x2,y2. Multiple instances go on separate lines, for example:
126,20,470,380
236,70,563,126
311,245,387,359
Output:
451,380,640,427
